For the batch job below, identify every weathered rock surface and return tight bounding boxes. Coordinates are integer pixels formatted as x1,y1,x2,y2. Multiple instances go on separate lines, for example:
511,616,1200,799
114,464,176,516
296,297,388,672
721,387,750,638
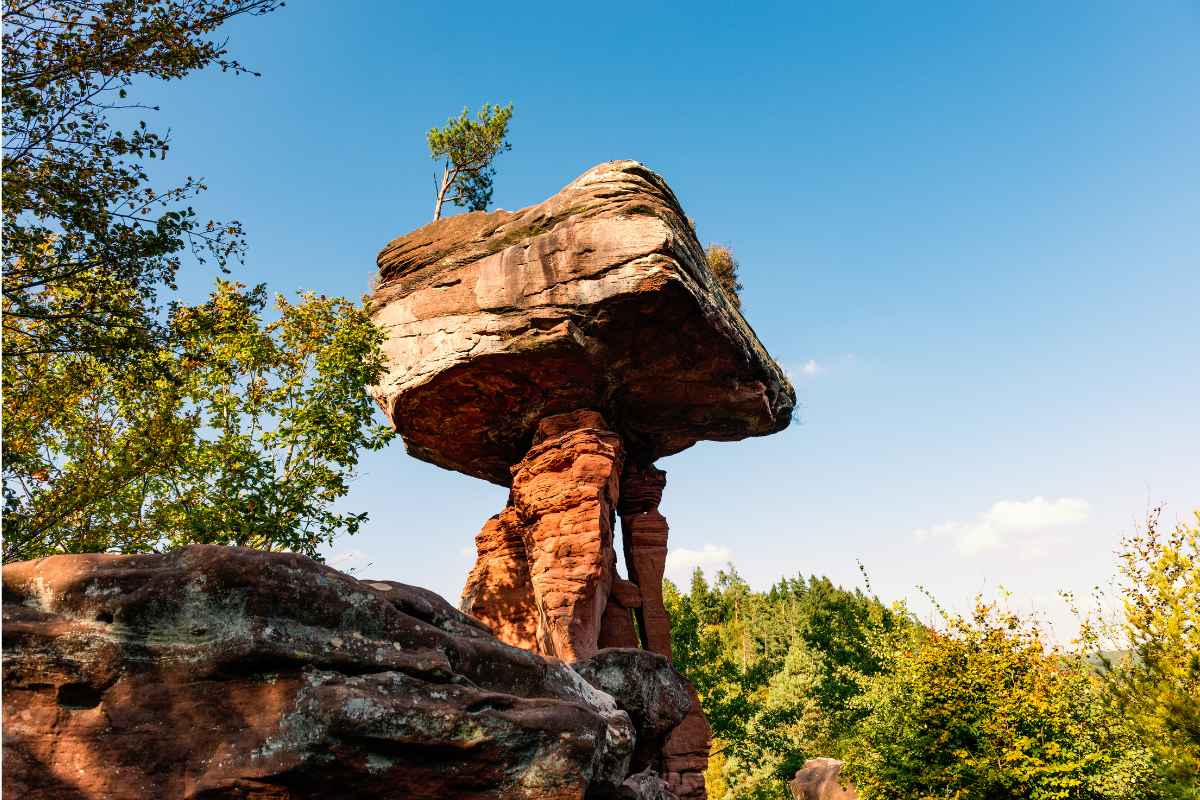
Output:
2,546,694,800
618,464,672,659
790,758,857,800
512,410,624,662
621,769,680,800
462,409,626,661
662,689,715,800
371,159,795,485
575,649,693,774
613,465,710,800
461,503,539,651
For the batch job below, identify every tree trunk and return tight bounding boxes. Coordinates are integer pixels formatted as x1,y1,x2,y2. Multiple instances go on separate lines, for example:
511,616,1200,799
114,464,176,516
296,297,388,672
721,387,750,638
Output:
433,165,451,221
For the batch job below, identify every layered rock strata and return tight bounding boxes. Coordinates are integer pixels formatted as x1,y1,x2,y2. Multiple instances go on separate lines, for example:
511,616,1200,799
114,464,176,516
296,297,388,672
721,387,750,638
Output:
2,546,692,800
370,160,795,485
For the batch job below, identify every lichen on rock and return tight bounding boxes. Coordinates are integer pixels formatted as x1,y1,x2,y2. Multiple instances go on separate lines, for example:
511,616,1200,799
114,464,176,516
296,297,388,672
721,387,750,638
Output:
2,546,692,799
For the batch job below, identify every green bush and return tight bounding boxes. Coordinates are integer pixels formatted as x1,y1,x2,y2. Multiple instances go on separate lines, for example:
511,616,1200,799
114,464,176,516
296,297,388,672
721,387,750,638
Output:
842,600,1154,800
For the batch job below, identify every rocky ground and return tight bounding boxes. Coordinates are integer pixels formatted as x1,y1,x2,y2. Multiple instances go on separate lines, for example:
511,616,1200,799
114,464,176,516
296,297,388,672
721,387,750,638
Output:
3,546,694,799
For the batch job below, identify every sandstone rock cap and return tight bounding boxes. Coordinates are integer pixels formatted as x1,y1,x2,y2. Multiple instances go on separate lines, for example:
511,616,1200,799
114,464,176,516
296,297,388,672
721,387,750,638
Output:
371,160,795,484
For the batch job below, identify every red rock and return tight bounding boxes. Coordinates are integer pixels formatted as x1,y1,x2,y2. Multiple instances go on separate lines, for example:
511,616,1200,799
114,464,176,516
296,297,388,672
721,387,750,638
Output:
369,163,798,800
2,546,674,800
370,160,795,486
663,684,713,800
461,502,539,650
599,594,642,650
790,758,857,800
510,410,624,661
619,464,673,659
614,465,710,798
611,576,644,609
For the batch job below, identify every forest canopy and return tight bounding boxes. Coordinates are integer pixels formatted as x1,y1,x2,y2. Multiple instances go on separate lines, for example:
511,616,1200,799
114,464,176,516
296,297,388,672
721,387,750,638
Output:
669,511,1200,800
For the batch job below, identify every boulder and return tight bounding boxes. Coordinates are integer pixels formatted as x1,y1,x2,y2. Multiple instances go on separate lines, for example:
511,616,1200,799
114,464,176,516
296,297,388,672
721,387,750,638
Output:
371,159,795,485
790,758,857,800
2,546,693,800
575,648,693,774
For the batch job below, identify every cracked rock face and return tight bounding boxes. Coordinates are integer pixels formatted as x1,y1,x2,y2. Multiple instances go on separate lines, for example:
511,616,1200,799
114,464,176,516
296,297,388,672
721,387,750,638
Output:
575,649,693,775
1,546,691,800
370,159,795,485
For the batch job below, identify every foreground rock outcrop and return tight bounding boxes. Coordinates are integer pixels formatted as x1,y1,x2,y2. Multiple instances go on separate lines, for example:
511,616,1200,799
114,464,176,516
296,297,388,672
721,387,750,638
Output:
371,161,795,799
2,546,693,799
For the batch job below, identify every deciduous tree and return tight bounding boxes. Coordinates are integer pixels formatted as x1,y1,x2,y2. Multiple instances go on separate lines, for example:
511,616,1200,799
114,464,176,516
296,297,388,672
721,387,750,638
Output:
1078,509,1200,799
2,0,282,362
3,282,394,562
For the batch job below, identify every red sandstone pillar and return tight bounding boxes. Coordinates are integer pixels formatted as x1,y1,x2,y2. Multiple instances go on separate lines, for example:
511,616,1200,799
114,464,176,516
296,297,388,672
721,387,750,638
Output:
598,575,643,649
620,464,711,800
510,410,623,662
618,465,672,657
461,503,539,651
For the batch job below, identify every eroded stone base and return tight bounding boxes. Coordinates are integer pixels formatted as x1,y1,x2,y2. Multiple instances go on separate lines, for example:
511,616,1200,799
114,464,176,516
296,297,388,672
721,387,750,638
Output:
461,409,711,798
463,410,624,661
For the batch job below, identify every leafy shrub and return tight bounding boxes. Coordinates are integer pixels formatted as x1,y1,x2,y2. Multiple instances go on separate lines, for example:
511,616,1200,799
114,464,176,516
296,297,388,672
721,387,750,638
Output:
1078,509,1200,799
842,599,1154,800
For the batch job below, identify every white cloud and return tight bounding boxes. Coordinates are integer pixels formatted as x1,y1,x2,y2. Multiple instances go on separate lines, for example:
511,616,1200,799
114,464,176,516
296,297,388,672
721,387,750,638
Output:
665,544,733,584
799,359,822,376
326,549,372,574
914,497,1090,558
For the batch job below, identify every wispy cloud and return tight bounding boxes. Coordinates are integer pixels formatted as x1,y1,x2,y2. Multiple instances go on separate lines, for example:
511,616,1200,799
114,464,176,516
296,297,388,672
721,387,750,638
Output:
789,354,856,378
326,549,371,573
665,544,733,584
914,497,1090,558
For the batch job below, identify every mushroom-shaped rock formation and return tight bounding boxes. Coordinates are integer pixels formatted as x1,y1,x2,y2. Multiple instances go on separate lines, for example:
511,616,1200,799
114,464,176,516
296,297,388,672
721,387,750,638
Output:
370,161,795,800
371,159,794,485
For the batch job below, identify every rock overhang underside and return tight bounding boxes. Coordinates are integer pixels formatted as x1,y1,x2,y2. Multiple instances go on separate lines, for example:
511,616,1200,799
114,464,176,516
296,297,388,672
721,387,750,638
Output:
371,159,795,484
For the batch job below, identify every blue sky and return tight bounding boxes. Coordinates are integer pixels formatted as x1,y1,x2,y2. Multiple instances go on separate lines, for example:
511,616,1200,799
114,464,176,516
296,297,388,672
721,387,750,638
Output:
139,1,1198,636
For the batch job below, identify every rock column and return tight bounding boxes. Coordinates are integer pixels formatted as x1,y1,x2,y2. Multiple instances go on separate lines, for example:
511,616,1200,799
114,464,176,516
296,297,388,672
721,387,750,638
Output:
618,465,673,657
619,465,712,800
460,503,539,651
460,412,711,799
463,410,624,661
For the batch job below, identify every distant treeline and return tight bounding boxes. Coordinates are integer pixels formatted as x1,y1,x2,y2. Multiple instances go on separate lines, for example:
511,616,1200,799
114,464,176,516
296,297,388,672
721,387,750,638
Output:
665,509,1199,800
